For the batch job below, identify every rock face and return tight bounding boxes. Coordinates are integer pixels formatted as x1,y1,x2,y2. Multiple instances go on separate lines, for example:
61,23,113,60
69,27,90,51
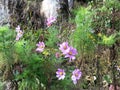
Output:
41,0,60,19
8,0,45,29
0,0,10,26
0,0,73,28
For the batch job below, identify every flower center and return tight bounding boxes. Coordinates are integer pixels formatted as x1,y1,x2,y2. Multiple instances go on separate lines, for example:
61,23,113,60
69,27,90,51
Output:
39,45,44,48
59,71,63,75
69,51,72,55
18,31,23,34
63,46,67,50
75,73,78,77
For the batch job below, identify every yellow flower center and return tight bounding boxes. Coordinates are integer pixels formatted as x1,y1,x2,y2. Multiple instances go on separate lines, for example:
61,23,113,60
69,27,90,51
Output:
75,73,78,77
69,51,72,55
63,46,67,50
39,45,44,48
59,72,63,75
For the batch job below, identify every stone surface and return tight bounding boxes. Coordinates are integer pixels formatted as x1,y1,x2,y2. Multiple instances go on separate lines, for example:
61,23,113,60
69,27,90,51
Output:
0,0,9,26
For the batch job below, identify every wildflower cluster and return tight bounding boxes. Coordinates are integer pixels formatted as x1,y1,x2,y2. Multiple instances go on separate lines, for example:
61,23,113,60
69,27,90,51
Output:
36,42,45,53
46,17,56,27
56,68,66,80
71,69,82,84
15,25,23,41
56,42,81,84
34,41,81,84
59,42,78,62
56,68,82,84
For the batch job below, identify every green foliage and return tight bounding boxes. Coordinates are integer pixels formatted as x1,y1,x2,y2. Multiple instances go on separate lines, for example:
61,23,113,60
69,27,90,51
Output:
0,26,59,89
70,7,95,55
0,26,9,35
18,79,42,90
14,40,27,54
91,0,120,44
103,75,112,83
104,0,120,10
0,81,4,90
0,26,14,43
98,34,116,46
0,0,120,89
14,29,58,89
46,26,59,48
0,26,15,66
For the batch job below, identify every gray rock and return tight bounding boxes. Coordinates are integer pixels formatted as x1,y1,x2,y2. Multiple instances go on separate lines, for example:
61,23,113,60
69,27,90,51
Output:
0,0,10,26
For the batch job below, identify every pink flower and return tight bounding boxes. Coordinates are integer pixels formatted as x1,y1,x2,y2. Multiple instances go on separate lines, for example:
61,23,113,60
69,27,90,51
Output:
109,84,120,90
56,68,66,80
65,46,78,62
59,42,78,62
55,52,60,58
36,42,45,52
16,25,21,32
59,42,70,55
46,17,56,27
71,69,82,84
15,25,23,41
